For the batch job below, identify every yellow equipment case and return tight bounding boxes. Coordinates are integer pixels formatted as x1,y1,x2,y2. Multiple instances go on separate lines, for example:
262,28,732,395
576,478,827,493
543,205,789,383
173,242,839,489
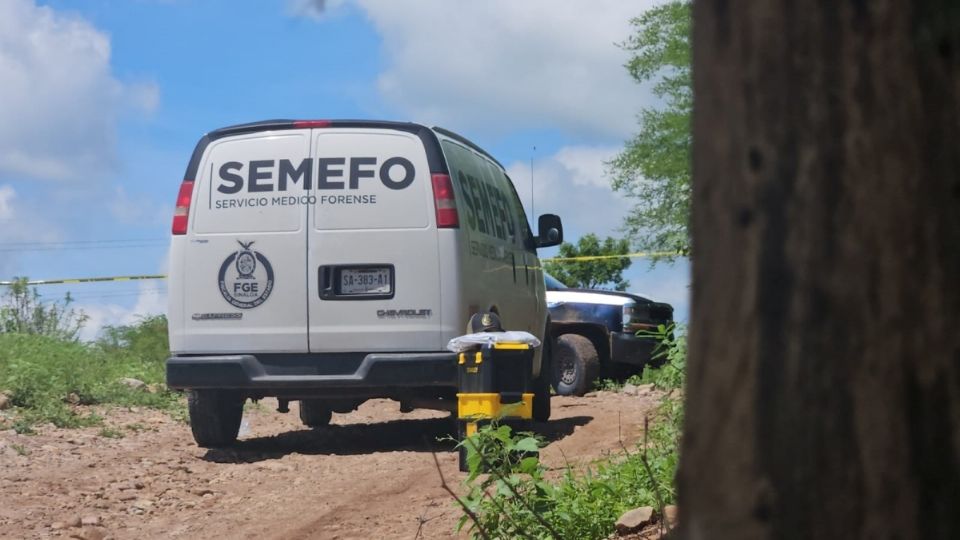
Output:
456,341,535,471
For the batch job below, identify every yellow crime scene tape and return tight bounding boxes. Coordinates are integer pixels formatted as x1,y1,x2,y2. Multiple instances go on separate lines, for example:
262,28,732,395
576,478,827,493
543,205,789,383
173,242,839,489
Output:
1,252,683,286
541,251,680,262
0,275,167,286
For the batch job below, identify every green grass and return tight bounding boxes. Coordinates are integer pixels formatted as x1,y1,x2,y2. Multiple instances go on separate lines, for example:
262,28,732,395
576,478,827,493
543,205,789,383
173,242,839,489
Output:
0,316,184,432
10,443,29,456
456,397,682,539
98,426,125,439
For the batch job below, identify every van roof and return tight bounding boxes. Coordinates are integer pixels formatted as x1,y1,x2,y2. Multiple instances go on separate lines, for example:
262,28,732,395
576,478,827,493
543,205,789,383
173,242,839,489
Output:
182,119,501,181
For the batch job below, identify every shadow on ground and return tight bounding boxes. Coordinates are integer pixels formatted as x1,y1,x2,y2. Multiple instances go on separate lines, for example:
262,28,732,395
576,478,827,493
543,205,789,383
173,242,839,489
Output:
202,415,593,463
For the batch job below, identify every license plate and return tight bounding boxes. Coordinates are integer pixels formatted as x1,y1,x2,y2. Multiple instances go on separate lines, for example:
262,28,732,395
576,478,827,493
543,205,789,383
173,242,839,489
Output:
340,267,392,295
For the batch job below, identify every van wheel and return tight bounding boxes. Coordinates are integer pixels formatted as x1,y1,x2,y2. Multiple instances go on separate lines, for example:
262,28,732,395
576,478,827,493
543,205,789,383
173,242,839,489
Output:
299,400,333,428
552,334,599,397
187,390,244,448
532,334,552,422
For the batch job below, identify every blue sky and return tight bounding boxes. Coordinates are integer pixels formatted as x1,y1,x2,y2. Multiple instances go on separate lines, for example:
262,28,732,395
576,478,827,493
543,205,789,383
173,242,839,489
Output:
0,0,689,338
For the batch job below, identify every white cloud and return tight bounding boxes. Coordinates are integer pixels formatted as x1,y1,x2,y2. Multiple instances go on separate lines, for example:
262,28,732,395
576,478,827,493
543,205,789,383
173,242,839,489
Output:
109,186,169,226
0,185,63,277
553,147,619,188
74,254,168,341
337,0,653,139
0,0,158,181
76,280,167,341
506,145,627,242
0,185,14,220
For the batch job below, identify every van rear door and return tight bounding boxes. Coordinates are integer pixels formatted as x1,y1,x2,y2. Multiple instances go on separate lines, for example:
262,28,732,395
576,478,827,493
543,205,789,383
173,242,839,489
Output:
181,130,310,353
307,128,442,352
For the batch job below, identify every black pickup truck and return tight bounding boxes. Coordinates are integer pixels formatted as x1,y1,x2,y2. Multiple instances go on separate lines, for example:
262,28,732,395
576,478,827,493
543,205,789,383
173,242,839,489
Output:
545,273,674,395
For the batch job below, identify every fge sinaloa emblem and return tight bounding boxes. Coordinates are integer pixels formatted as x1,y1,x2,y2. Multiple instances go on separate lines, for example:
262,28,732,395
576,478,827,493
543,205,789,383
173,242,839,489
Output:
218,241,274,309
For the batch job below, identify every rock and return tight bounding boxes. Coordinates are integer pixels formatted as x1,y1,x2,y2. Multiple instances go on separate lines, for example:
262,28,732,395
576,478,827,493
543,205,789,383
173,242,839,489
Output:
256,461,292,473
66,516,82,528
66,392,81,404
615,506,655,535
0,393,11,410
663,505,679,528
134,498,155,508
637,383,656,395
50,521,68,530
118,378,146,390
583,392,598,398
81,516,101,526
621,383,639,396
668,388,684,401
70,527,106,540
191,488,214,496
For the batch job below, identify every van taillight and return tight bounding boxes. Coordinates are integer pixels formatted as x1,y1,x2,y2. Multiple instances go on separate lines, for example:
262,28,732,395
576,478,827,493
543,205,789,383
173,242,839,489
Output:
171,180,194,235
431,173,459,228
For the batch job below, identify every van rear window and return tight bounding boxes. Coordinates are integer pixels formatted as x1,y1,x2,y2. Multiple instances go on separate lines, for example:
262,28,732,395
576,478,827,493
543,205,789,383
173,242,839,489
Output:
192,133,310,234
311,131,430,231
441,140,520,245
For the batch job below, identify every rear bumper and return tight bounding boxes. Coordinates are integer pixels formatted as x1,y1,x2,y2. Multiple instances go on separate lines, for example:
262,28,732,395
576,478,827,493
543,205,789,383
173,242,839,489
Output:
610,333,659,366
166,351,458,393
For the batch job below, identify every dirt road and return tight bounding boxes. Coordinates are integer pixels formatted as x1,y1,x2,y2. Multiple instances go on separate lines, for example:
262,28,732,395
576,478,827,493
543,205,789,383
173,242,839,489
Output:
0,391,659,539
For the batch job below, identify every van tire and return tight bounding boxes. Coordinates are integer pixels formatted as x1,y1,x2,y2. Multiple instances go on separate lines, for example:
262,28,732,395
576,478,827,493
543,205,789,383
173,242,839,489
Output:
187,390,244,448
552,334,599,397
299,400,333,428
532,334,552,422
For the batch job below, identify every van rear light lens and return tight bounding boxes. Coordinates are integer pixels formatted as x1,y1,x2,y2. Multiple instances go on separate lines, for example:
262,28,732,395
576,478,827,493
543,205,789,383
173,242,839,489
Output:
171,180,194,235
293,120,331,128
431,173,459,228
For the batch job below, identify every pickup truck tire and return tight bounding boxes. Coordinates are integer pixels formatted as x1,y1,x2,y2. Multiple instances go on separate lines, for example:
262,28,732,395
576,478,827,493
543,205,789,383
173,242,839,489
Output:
552,334,599,397
532,334,553,422
187,390,244,448
299,400,333,428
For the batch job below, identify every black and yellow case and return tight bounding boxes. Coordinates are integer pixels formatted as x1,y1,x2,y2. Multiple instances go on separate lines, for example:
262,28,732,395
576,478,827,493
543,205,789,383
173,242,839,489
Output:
456,341,534,438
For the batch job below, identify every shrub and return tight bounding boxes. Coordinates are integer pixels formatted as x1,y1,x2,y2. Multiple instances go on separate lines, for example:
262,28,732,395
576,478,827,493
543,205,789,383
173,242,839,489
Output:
0,278,87,340
456,403,682,539
0,316,182,432
638,323,686,390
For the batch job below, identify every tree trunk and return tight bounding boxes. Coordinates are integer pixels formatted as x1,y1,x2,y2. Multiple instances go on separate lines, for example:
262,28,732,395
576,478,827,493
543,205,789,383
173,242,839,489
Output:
680,2,960,539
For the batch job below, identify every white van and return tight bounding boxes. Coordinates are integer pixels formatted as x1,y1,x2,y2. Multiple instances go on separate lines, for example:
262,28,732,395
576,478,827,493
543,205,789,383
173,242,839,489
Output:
166,119,563,447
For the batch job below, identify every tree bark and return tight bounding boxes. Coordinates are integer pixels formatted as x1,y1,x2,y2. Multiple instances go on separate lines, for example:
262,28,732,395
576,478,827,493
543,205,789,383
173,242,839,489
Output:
680,1,960,539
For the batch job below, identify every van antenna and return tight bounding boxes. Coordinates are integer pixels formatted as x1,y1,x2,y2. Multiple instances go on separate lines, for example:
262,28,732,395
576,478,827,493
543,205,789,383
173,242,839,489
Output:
530,146,536,219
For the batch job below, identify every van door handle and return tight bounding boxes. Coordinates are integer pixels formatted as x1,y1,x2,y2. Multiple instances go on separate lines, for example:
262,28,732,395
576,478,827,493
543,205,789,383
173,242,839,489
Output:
319,267,334,298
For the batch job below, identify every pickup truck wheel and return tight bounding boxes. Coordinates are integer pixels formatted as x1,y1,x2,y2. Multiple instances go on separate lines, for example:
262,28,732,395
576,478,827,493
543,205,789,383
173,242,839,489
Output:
552,334,599,396
299,400,333,428
187,390,244,448
532,334,553,422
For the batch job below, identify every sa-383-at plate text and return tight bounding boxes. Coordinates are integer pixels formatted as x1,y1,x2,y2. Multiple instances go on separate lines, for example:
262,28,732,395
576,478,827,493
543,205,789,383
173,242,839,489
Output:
340,267,391,295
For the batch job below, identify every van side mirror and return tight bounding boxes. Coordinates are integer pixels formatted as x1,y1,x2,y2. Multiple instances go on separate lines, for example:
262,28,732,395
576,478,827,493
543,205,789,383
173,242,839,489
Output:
535,214,563,248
